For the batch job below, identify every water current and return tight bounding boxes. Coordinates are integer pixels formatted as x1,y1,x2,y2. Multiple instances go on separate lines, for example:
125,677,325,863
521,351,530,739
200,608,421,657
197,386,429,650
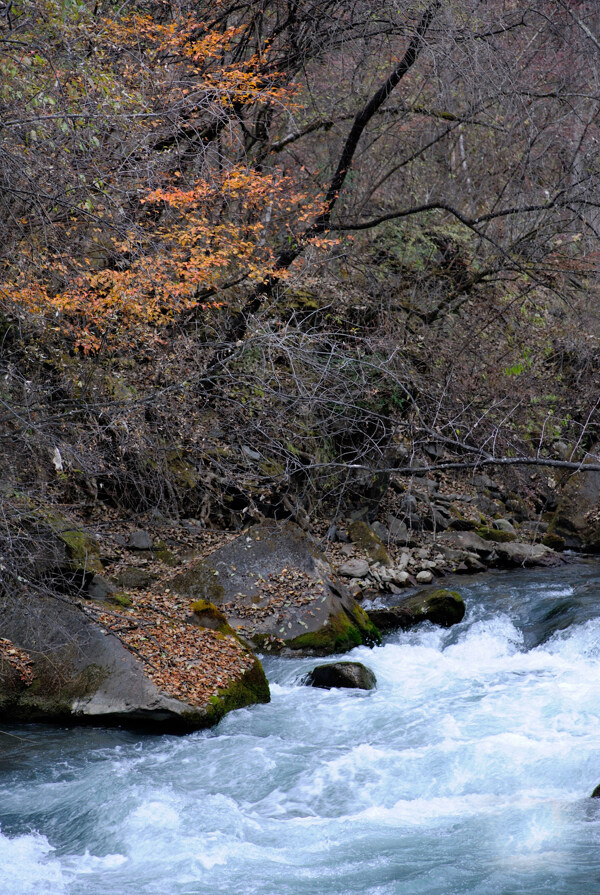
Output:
2,562,600,895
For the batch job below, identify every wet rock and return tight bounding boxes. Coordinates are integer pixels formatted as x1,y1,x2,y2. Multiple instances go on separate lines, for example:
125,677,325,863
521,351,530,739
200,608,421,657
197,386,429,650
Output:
591,784,600,799
170,522,381,656
304,661,377,691
338,558,370,578
367,588,466,632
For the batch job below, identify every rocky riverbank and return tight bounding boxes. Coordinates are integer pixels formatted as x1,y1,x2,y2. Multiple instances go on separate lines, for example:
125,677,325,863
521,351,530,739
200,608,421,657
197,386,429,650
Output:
0,462,597,731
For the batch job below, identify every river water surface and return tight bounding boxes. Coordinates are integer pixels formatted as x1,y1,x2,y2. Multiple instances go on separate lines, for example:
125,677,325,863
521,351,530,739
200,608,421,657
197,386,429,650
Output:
2,562,600,894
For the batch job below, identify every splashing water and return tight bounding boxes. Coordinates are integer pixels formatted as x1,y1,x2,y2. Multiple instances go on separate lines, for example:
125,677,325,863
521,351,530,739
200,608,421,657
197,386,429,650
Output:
3,563,600,895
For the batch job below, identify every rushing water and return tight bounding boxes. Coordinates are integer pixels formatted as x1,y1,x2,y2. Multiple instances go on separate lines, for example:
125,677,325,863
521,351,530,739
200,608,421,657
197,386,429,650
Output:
3,562,600,895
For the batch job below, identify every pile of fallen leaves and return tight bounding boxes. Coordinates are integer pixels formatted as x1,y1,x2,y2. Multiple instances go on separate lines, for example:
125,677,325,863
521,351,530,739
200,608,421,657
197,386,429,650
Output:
0,637,35,685
85,593,255,707
221,567,327,642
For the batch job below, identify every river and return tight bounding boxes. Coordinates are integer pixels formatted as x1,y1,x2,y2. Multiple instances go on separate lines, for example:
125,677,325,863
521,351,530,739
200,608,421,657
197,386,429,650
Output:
2,562,600,894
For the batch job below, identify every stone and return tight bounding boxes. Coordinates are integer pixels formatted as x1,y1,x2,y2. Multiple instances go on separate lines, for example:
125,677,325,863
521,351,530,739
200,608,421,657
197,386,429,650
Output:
591,783,600,799
493,519,516,533
0,590,269,731
386,515,410,545
87,574,117,602
367,589,466,632
476,525,517,543
338,558,370,578
416,570,433,584
347,520,391,566
113,567,155,589
169,522,381,656
127,530,153,551
304,661,377,691
492,541,563,568
438,530,496,558
370,521,389,542
0,494,104,583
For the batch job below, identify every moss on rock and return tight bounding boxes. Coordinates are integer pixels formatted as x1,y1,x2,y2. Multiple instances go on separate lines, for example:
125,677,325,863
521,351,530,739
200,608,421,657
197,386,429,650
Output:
348,520,391,565
476,526,517,544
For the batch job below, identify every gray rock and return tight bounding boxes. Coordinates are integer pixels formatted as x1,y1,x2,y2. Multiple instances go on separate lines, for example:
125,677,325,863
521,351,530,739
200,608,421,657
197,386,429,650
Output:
367,588,466,632
439,530,496,558
416,570,433,584
370,521,389,542
304,661,376,690
169,522,381,656
549,451,600,550
386,515,410,545
127,530,153,551
493,518,516,533
338,558,370,578
0,591,269,731
87,574,117,602
241,445,261,461
113,567,155,590
492,541,562,568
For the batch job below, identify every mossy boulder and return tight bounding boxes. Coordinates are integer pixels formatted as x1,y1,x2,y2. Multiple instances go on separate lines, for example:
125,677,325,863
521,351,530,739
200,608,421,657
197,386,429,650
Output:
476,525,517,544
347,520,391,566
188,600,230,632
367,588,466,631
170,521,381,656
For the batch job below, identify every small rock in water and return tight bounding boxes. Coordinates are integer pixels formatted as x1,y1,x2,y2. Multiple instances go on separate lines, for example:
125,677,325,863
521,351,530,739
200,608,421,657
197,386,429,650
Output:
591,784,600,799
303,661,377,690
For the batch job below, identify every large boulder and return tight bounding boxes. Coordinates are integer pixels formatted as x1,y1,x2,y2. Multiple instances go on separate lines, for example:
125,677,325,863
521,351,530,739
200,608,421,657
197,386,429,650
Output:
169,521,381,656
303,661,377,690
491,541,563,568
549,459,600,551
367,588,466,631
0,589,269,731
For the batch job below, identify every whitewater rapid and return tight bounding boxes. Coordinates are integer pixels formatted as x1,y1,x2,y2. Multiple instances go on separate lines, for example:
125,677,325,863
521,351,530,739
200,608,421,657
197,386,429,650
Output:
2,563,600,894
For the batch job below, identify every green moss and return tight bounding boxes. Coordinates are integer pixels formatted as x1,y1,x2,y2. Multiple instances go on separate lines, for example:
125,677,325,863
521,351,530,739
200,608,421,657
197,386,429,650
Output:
541,532,566,551
165,450,198,490
201,657,270,725
152,541,178,567
347,520,391,566
189,600,231,633
286,607,381,656
107,592,132,608
476,526,517,543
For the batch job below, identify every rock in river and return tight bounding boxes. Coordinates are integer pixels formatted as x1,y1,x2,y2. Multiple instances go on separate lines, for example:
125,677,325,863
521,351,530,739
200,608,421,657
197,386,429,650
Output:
304,661,377,690
367,588,466,632
170,521,381,656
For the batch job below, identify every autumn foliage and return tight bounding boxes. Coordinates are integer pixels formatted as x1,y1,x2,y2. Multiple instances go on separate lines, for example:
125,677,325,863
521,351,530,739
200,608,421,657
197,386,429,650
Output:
0,0,323,351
